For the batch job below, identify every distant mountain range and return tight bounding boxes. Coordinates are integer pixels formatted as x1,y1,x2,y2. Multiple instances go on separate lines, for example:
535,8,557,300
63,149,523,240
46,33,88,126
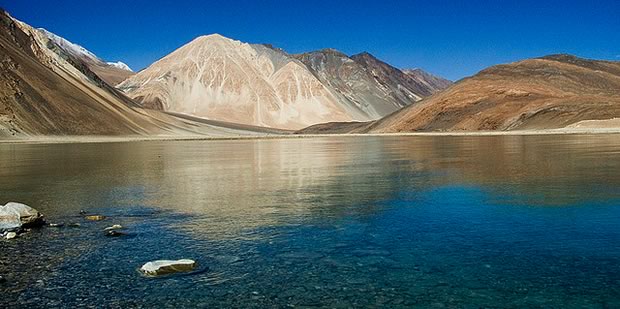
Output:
1,7,619,137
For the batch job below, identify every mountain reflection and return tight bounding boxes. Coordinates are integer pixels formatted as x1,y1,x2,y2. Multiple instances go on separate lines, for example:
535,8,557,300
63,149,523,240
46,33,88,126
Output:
2,134,620,239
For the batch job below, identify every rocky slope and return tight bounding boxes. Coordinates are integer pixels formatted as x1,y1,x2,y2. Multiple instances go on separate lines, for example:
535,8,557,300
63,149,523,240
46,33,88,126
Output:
119,35,451,130
294,50,450,120
402,68,453,94
0,10,260,137
350,52,449,99
370,55,620,132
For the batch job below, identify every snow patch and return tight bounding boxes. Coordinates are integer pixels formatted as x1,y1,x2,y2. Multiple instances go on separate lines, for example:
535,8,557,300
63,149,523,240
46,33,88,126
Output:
107,61,133,72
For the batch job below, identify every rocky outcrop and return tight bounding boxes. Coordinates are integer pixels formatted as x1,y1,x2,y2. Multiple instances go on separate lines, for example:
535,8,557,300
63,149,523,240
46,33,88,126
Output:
0,202,45,232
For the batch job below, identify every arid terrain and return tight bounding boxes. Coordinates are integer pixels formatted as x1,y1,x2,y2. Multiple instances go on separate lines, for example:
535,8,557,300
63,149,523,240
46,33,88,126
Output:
1,7,619,139
300,55,620,133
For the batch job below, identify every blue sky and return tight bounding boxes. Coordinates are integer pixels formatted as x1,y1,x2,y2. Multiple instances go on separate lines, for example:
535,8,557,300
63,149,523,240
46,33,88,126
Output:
1,0,618,80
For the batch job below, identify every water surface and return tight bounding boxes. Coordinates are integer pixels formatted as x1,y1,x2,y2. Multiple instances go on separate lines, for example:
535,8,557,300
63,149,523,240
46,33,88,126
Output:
1,135,620,307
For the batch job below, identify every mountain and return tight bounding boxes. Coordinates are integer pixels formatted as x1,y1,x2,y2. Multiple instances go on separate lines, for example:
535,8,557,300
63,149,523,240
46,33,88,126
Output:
119,35,451,130
0,10,261,137
293,50,450,120
37,28,134,86
369,54,620,132
118,35,362,130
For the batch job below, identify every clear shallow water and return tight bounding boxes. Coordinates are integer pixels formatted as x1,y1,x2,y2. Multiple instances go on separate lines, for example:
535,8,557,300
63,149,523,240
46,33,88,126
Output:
1,135,620,307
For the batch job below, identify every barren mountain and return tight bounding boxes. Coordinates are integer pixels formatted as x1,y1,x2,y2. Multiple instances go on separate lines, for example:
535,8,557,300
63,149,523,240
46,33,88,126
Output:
370,55,620,132
0,10,260,137
118,35,360,130
37,28,134,86
294,50,450,119
119,35,450,130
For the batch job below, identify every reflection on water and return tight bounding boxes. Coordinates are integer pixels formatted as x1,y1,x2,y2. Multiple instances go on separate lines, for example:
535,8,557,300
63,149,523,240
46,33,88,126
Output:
1,135,620,307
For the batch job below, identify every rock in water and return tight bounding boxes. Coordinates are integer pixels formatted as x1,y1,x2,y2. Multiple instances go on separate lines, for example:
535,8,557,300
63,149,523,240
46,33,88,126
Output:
84,215,106,221
0,202,45,232
5,232,17,239
140,259,197,277
104,225,123,231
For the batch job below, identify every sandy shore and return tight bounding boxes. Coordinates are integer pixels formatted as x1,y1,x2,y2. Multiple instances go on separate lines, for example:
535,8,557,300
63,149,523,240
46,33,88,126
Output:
1,128,620,145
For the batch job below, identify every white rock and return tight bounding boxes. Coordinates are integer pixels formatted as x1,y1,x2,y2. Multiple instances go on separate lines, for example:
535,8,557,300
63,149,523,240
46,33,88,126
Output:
140,259,197,276
5,232,17,239
0,202,44,231
104,224,123,231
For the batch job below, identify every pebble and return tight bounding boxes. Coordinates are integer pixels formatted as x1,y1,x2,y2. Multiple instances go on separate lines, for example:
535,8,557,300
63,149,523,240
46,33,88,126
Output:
84,215,106,221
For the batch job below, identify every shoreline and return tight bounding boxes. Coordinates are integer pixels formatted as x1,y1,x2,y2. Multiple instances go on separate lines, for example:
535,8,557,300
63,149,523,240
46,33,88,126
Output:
2,128,620,145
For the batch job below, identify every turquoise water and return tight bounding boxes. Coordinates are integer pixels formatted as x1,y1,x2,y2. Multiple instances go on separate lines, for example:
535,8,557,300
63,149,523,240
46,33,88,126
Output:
1,135,620,307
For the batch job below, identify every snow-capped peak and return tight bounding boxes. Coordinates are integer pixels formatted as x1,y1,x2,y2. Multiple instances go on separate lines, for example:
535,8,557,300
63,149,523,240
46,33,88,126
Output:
37,28,132,72
106,61,133,72
37,28,99,61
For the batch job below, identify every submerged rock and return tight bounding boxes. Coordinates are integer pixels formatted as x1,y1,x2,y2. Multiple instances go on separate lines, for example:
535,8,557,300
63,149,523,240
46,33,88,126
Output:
104,230,125,237
0,202,45,232
49,223,64,228
84,215,106,221
140,259,197,277
68,223,81,228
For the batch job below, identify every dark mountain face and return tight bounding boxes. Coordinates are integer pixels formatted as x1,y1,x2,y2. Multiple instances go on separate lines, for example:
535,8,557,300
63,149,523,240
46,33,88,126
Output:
351,52,450,98
295,50,451,119
402,68,453,93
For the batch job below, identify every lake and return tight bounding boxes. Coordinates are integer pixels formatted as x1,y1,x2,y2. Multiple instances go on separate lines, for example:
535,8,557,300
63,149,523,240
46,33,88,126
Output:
1,135,620,307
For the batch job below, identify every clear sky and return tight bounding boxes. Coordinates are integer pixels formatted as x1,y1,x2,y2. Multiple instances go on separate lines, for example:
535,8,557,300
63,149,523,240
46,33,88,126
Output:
1,0,618,80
